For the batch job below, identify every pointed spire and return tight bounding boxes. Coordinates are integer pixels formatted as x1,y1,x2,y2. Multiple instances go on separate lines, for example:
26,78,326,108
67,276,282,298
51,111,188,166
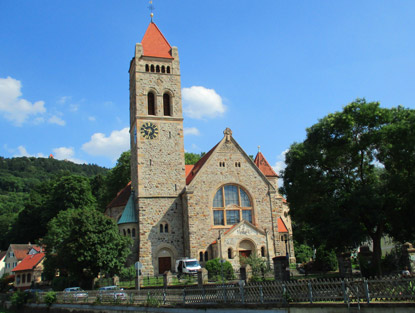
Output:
254,151,279,177
141,22,173,59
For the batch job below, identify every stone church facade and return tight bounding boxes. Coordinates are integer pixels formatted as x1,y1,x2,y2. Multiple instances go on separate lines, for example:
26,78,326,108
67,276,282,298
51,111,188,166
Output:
105,22,295,275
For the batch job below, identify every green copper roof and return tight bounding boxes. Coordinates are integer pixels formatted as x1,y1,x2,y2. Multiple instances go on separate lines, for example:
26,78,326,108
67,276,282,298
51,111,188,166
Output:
117,194,137,225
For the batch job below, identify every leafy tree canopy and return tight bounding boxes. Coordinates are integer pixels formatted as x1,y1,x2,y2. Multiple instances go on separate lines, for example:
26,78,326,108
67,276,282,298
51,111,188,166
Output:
185,152,205,165
42,207,131,289
280,99,415,275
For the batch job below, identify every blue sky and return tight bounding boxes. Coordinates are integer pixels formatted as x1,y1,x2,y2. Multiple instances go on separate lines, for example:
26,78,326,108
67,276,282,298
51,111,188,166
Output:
1,1,414,172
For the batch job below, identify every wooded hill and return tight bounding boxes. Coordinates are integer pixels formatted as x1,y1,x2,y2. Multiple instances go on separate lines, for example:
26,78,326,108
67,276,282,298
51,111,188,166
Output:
0,156,108,249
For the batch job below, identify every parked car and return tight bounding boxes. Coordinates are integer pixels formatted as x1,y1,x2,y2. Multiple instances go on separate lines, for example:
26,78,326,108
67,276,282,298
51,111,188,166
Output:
98,286,127,301
63,287,88,301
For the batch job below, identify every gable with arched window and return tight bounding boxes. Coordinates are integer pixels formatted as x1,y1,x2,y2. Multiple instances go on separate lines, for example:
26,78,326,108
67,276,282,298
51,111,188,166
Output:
212,185,253,226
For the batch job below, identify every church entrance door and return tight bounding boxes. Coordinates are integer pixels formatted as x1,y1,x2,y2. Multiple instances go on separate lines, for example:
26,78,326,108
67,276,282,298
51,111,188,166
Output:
239,250,252,258
158,257,171,274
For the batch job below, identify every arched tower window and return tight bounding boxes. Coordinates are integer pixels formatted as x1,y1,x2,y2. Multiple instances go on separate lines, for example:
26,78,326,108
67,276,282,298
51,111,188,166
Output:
163,93,171,116
204,251,209,261
212,185,253,226
261,246,266,257
150,64,155,72
132,228,136,237
147,92,156,115
161,65,165,73
156,65,160,73
199,251,204,262
228,248,233,259
166,66,171,74
145,64,149,72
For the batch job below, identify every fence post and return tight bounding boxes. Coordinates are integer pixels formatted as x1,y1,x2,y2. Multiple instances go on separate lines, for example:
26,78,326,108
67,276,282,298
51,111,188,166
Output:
223,284,227,303
363,278,370,304
308,281,313,304
163,289,166,305
182,289,186,304
260,285,264,304
341,279,348,304
282,283,287,306
239,280,245,304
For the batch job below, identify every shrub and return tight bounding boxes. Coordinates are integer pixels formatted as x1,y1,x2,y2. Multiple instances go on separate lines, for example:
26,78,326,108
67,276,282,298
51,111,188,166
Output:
43,291,57,307
205,258,234,281
240,253,268,281
294,243,313,264
11,290,29,309
314,245,338,271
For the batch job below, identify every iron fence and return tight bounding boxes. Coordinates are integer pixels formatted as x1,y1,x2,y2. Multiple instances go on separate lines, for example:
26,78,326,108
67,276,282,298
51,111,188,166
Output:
29,275,415,307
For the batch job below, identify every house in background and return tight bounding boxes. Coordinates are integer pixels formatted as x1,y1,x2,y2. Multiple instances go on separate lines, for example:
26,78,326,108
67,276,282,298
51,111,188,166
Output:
3,244,41,276
0,251,6,277
12,250,45,290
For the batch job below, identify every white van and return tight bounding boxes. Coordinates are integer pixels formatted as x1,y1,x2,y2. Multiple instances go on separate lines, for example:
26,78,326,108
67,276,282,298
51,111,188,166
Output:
175,258,201,275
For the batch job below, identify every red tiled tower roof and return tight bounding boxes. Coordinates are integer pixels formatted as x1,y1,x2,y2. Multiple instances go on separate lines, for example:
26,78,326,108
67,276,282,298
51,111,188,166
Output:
254,152,278,177
141,22,173,59
12,252,44,272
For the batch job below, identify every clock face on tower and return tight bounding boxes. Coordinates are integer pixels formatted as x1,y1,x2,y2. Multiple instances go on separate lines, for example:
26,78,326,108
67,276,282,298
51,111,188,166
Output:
140,122,159,140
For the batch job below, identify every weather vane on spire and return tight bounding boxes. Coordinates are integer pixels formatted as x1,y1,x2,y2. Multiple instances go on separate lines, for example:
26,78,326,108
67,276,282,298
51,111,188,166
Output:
148,0,155,22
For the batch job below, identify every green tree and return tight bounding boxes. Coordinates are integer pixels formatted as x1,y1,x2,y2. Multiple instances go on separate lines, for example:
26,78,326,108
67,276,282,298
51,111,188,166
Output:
281,99,392,275
42,207,131,289
10,175,97,245
101,151,131,210
240,253,267,281
185,152,204,165
377,107,415,242
205,258,234,281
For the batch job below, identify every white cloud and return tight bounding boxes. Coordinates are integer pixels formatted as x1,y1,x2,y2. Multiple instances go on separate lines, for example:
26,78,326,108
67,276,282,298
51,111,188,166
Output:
69,103,79,112
53,146,85,164
272,149,289,175
57,96,71,105
0,77,46,126
48,115,66,126
82,127,129,162
184,127,200,136
14,145,46,158
182,86,226,119
88,116,96,122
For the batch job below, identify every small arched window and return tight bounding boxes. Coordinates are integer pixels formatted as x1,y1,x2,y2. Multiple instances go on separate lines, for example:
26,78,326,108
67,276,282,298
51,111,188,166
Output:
161,65,165,73
164,223,169,233
147,92,156,115
27,273,31,283
145,64,149,72
156,65,160,73
127,229,131,236
123,229,126,236
132,228,136,237
160,224,164,233
150,64,155,72
199,251,204,262
166,66,171,74
204,251,209,261
22,274,26,284
228,248,233,259
261,246,266,257
163,93,171,116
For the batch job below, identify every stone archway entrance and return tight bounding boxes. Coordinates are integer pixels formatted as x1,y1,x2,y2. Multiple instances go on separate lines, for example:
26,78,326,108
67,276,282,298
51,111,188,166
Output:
239,240,256,258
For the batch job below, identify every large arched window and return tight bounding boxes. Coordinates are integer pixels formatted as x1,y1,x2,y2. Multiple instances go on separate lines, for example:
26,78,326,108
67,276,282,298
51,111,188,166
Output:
147,92,156,115
212,185,252,226
163,93,171,116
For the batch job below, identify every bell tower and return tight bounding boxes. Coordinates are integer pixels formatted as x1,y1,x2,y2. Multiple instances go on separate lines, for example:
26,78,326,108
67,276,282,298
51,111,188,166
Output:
129,22,186,274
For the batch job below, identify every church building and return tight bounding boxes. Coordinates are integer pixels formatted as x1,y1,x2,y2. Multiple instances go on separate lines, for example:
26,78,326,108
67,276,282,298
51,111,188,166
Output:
105,21,295,275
